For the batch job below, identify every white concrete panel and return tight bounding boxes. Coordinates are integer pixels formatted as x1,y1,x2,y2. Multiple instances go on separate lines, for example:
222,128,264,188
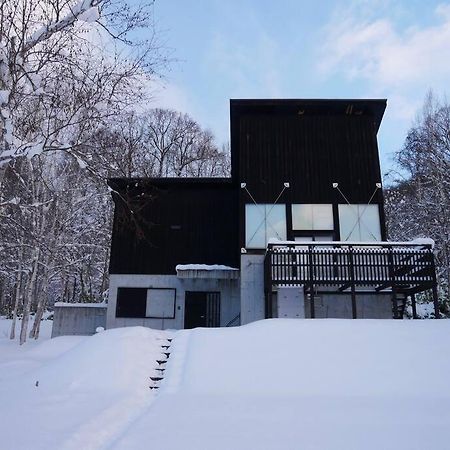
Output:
277,287,305,318
240,255,265,325
107,274,240,330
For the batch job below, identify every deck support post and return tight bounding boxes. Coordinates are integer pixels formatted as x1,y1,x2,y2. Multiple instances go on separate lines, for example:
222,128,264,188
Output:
348,246,357,319
411,293,418,319
429,248,440,319
391,285,399,319
308,245,315,318
432,284,440,319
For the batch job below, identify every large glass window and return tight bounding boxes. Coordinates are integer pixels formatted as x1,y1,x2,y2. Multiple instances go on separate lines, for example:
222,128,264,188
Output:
245,204,286,249
338,204,381,241
292,204,334,230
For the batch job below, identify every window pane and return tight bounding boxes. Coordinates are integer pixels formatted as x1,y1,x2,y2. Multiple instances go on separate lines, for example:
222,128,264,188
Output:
292,204,313,230
359,205,381,241
292,204,333,230
338,205,360,241
146,289,176,318
245,204,286,248
116,287,146,318
339,204,381,241
312,204,334,230
245,204,266,248
266,204,287,242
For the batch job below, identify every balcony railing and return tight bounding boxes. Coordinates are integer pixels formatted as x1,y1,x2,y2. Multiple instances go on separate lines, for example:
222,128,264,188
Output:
264,241,439,318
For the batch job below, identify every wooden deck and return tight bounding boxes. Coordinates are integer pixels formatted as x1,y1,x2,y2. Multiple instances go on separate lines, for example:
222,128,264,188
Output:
264,242,439,319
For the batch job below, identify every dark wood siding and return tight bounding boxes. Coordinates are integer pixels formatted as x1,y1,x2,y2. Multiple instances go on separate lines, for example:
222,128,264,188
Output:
231,100,387,248
109,180,239,274
237,114,382,204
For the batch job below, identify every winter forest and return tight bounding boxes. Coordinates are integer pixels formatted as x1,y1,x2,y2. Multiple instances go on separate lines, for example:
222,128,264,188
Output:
0,0,449,344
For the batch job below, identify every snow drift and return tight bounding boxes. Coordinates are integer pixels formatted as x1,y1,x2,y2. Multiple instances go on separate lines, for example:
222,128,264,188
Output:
1,319,450,450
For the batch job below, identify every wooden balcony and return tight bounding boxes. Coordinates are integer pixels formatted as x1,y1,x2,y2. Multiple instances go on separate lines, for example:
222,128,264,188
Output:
264,241,439,319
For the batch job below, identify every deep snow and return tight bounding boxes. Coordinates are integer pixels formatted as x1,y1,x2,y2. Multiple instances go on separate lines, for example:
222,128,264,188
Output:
1,318,449,450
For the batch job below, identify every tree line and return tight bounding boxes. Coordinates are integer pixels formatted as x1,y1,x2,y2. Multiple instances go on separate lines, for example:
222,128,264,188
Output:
385,92,450,315
0,0,228,343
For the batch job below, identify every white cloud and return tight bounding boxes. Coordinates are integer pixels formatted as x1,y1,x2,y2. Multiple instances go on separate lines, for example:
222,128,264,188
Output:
150,80,192,114
206,27,283,98
318,2,450,119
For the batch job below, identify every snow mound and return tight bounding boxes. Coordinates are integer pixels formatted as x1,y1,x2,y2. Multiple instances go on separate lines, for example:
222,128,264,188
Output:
29,326,166,392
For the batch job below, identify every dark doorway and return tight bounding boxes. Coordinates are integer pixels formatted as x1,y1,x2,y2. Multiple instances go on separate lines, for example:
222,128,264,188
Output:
184,292,220,329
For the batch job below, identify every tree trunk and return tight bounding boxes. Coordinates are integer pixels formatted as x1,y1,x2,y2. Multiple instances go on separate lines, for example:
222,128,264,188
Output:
20,247,40,345
30,272,49,340
10,247,24,340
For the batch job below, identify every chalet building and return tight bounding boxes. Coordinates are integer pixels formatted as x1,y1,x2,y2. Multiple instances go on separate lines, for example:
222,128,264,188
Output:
106,99,439,330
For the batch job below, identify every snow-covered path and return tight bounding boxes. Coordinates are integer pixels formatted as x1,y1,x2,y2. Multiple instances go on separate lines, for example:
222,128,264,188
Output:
110,320,450,450
1,319,450,449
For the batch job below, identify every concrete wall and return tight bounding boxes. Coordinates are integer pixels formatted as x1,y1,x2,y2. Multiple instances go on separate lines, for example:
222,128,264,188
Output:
304,293,392,319
52,305,107,338
240,254,265,325
107,274,240,330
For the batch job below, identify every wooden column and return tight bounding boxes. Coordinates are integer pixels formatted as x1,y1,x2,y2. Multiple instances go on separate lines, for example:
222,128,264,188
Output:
348,246,357,319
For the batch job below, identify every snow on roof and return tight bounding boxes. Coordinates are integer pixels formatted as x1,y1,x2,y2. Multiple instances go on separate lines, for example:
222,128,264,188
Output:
176,264,238,271
54,302,107,308
268,238,435,248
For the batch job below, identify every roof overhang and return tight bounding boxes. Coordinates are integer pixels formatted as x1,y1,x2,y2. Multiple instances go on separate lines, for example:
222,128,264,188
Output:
230,98,387,133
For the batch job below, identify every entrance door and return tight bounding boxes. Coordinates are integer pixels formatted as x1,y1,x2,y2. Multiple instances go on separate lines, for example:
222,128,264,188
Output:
184,292,220,329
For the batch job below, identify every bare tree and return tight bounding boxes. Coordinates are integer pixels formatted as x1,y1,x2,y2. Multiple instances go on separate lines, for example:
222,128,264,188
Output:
0,0,166,181
89,108,230,178
385,91,450,311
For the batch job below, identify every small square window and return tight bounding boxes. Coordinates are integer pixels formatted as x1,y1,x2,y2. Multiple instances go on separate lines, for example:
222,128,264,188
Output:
292,204,333,230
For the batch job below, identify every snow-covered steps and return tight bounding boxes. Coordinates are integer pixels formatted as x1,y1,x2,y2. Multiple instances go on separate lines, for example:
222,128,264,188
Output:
149,337,173,390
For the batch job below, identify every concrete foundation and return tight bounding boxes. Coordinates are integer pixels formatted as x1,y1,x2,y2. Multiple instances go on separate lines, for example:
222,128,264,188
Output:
303,292,392,319
240,254,265,325
51,303,107,338
107,274,240,330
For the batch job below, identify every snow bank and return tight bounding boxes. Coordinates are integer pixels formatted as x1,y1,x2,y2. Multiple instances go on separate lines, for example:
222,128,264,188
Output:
1,319,450,450
114,320,450,450
29,326,165,392
0,326,169,450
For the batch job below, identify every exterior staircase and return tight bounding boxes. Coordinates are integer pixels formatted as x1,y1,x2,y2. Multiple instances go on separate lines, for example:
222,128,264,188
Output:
149,337,172,390
392,294,407,319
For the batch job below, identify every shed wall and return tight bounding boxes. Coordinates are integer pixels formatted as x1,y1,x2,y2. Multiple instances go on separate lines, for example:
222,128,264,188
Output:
51,306,107,337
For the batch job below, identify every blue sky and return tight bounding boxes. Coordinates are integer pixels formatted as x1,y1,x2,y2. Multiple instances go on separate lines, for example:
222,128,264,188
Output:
149,0,450,174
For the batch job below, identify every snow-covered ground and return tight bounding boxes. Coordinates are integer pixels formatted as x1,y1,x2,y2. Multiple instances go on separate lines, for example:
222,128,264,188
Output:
1,318,449,450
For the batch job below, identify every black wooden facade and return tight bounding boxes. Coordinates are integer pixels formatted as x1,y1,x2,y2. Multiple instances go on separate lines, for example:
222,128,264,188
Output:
108,178,239,274
230,99,388,249
108,98,439,319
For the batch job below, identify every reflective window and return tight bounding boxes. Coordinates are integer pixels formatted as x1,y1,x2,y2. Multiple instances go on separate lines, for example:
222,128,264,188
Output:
146,289,176,318
292,204,334,230
338,204,381,241
245,204,286,249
